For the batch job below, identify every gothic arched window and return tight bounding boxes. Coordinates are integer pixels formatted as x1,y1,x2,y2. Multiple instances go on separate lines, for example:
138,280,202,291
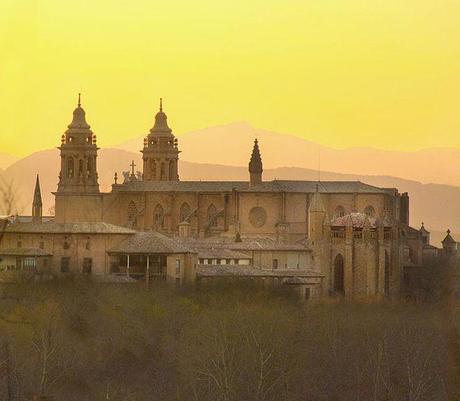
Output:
179,202,191,223
87,157,92,178
67,157,74,178
150,160,156,179
160,163,165,180
127,201,138,228
364,205,376,218
207,204,218,227
78,159,83,178
334,205,345,218
153,204,165,230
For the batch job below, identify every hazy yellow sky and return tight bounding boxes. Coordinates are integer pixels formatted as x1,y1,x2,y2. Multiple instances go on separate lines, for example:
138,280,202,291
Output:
1,0,459,157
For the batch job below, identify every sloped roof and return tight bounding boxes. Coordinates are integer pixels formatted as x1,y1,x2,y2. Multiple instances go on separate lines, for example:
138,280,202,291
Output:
5,221,135,235
178,236,311,252
442,231,457,244
197,248,252,260
330,212,392,228
242,180,386,194
197,265,323,278
115,180,387,194
109,231,194,254
117,181,248,192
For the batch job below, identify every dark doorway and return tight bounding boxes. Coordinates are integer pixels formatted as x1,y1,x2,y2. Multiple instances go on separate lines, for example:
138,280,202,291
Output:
334,254,345,294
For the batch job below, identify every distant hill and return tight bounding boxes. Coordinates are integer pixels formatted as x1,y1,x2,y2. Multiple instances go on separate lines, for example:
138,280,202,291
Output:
118,122,460,187
0,152,18,170
1,147,460,246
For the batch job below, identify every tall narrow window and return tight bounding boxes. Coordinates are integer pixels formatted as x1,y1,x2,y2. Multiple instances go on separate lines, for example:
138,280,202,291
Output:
83,258,92,274
67,157,74,178
153,204,165,230
207,204,218,227
333,254,345,294
179,202,191,223
61,257,70,273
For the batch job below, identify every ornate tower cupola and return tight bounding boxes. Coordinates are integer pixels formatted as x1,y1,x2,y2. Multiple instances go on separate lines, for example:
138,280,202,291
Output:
57,94,100,193
142,99,180,181
249,138,263,186
32,174,43,223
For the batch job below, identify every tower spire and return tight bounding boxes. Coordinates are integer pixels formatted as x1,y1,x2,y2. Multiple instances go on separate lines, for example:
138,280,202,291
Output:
78,92,81,107
32,174,43,223
159,97,163,112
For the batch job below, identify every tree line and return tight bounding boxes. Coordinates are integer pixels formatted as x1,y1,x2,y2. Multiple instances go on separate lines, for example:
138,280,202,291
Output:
0,278,453,401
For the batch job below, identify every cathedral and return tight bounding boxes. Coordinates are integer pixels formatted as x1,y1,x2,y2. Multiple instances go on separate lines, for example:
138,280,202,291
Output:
0,96,437,299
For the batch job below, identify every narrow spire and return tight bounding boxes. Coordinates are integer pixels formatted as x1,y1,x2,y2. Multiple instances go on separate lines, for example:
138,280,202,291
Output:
32,174,43,223
33,174,42,206
78,93,81,107
160,97,163,112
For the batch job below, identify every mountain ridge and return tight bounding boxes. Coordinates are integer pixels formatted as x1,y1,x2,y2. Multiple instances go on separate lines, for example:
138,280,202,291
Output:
116,122,460,187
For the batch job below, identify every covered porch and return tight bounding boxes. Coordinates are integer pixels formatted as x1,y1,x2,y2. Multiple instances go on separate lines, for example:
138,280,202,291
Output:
109,253,168,282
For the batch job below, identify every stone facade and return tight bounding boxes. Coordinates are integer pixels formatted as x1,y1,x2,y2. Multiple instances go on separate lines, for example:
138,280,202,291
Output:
0,96,428,299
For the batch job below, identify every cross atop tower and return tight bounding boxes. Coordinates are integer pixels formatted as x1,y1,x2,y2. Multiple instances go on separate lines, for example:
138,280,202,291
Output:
130,160,136,176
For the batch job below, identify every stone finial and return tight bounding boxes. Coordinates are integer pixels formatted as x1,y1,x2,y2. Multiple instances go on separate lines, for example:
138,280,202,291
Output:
150,97,172,134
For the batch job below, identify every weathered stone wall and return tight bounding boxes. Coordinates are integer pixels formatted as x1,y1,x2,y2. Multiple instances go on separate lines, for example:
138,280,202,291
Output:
1,232,129,275
55,193,103,223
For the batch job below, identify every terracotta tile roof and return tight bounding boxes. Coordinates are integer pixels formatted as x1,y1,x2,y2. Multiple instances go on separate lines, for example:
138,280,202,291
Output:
197,248,251,260
178,236,311,252
330,212,392,228
5,221,135,235
109,231,194,254
197,265,323,278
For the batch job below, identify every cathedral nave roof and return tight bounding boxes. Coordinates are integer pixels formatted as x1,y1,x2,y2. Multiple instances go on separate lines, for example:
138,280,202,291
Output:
114,180,387,194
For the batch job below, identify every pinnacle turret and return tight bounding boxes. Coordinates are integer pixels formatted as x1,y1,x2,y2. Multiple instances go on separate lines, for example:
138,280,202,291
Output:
32,174,42,223
249,138,263,186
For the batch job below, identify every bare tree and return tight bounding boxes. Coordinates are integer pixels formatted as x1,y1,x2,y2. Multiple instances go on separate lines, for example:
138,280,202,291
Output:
0,176,21,247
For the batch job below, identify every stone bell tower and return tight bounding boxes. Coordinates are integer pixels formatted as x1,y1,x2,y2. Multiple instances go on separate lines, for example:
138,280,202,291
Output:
54,94,102,223
57,94,99,193
142,99,180,181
